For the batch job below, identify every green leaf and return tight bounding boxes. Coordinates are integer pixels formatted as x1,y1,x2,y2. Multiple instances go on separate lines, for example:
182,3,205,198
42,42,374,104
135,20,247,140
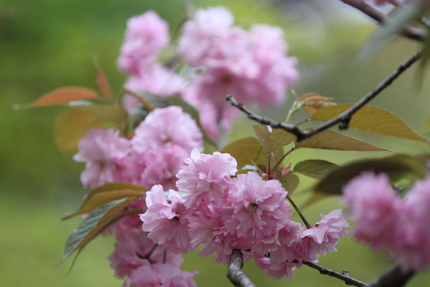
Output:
16,87,100,108
358,3,423,62
59,198,138,267
312,104,428,143
293,160,338,179
62,182,146,220
55,109,107,152
221,137,266,169
280,172,299,193
304,156,425,207
295,129,390,151
253,125,296,153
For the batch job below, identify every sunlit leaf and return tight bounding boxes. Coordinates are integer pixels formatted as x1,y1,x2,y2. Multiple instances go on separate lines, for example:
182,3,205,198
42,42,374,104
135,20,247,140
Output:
59,198,138,266
221,137,266,169
75,105,128,125
253,125,296,153
293,160,338,179
18,87,100,108
312,105,427,143
62,182,146,220
304,156,425,207
280,172,299,193
55,109,107,152
295,129,390,151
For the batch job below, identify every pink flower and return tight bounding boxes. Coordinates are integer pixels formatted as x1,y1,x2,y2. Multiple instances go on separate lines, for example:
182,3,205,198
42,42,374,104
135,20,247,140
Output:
108,229,183,279
177,148,238,209
249,24,299,108
73,128,132,188
122,64,186,111
179,7,298,140
223,172,293,255
140,185,192,254
294,210,348,262
118,11,169,75
136,146,188,190
126,264,198,287
390,176,430,272
246,253,301,280
187,208,237,264
131,106,203,154
341,172,400,250
178,6,248,67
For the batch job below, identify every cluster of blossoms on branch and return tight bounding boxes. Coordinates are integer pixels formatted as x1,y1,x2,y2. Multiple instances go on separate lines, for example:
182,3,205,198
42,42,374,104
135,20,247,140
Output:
61,2,430,287
70,7,352,285
342,172,430,273
118,6,298,140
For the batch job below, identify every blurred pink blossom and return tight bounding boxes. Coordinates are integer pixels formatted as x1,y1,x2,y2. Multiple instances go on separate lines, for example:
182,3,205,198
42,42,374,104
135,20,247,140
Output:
131,106,203,153
341,172,400,250
126,263,198,287
73,128,132,188
118,11,169,75
108,229,183,279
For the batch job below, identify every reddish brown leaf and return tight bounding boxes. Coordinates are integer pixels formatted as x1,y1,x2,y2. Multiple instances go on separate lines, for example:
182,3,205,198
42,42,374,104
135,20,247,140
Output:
25,87,100,107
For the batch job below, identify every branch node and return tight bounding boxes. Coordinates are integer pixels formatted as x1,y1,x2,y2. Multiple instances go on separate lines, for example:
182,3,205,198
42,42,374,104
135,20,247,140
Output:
227,249,256,287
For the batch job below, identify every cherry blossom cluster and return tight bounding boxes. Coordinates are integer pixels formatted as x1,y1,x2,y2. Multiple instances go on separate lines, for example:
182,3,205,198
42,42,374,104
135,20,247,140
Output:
118,6,299,140
74,106,203,190
140,148,349,280
342,172,430,272
74,106,203,286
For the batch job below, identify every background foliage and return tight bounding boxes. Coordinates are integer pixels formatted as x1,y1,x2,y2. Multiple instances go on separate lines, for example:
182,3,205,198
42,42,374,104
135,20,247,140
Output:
1,0,430,286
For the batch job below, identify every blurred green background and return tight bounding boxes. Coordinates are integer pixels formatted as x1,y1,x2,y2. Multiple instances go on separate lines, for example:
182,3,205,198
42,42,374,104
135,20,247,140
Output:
1,0,430,286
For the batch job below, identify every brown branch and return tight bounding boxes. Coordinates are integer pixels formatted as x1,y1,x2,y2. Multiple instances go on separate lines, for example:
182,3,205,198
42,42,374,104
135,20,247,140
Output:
340,0,427,41
302,261,368,287
226,50,421,141
369,265,415,287
227,249,256,287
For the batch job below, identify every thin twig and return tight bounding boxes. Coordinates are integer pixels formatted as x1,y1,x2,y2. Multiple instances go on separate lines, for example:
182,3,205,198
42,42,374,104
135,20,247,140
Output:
226,50,422,141
227,249,257,287
340,0,427,41
369,265,415,287
302,261,368,287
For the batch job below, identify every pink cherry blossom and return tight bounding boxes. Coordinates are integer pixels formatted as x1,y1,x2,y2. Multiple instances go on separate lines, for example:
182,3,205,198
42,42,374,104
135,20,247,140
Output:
136,145,189,190
341,172,400,250
176,148,238,209
73,128,132,188
108,229,183,279
249,24,299,108
187,208,238,264
140,185,192,254
125,264,198,287
390,176,430,272
246,253,301,280
118,11,169,75
294,210,348,262
131,106,203,154
178,6,248,67
122,64,186,111
223,172,293,255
